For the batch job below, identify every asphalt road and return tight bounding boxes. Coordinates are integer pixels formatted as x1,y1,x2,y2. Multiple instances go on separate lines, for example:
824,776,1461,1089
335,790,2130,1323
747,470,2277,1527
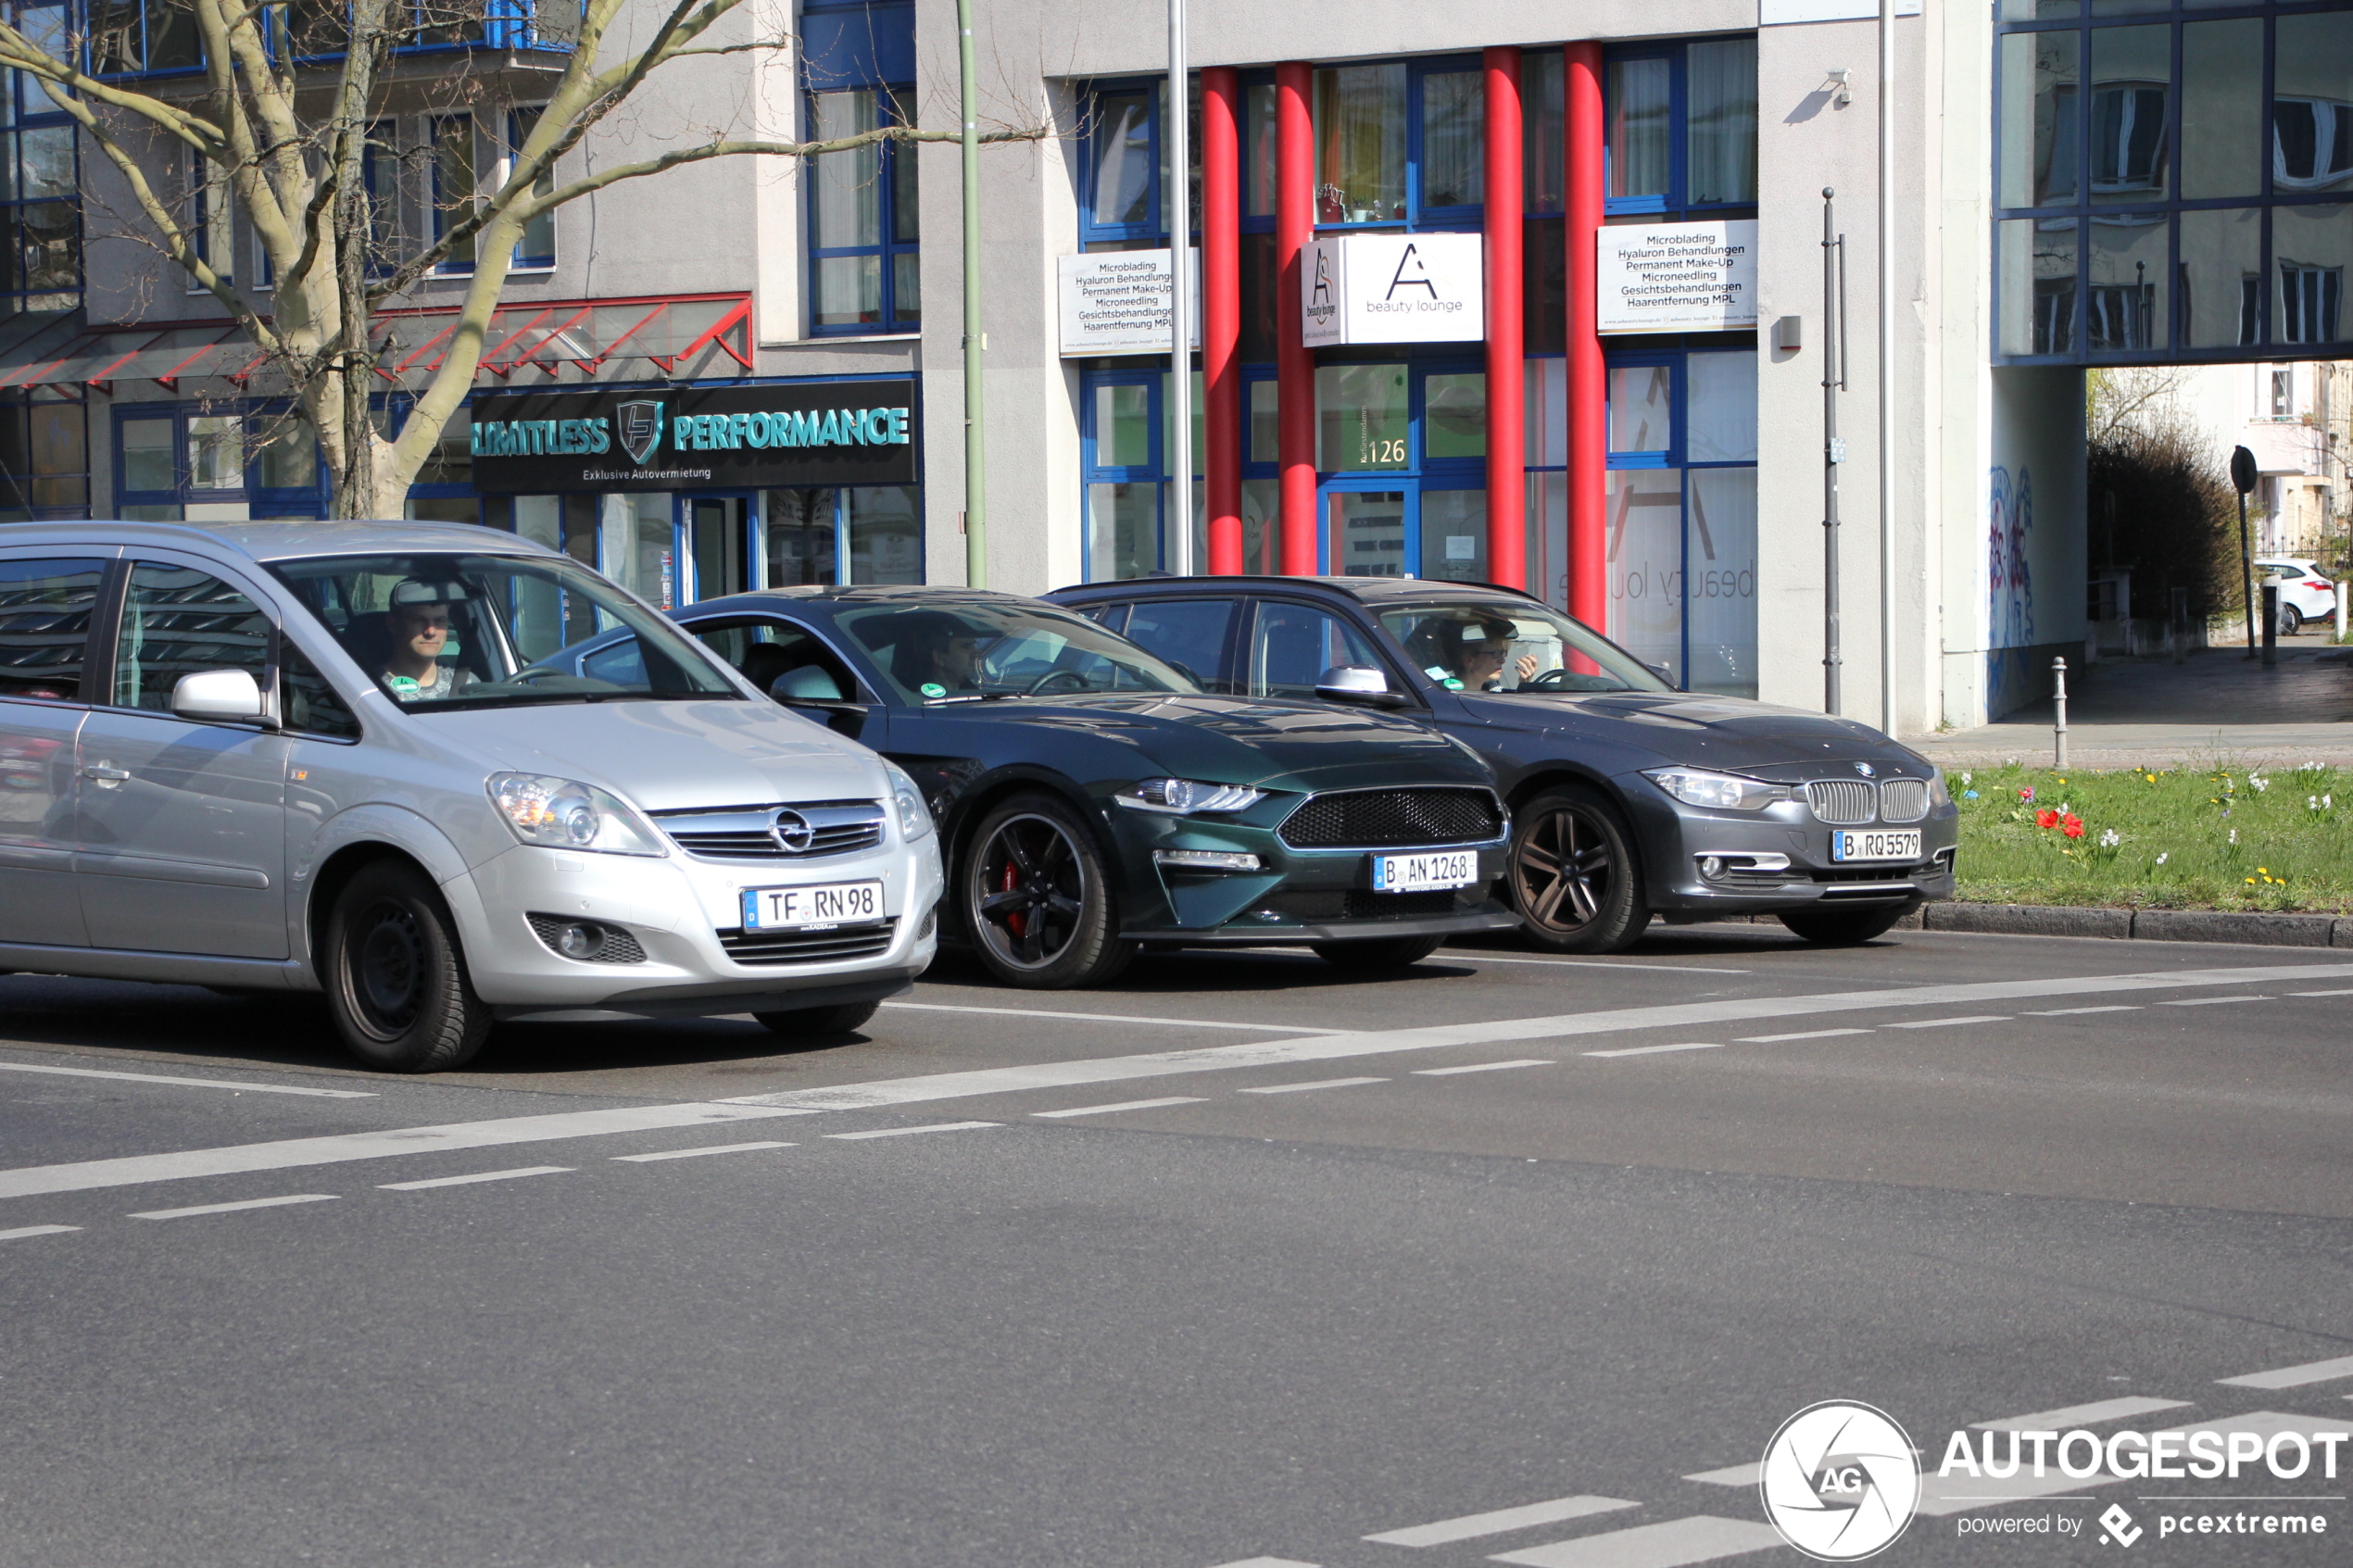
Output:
3,925,2350,1567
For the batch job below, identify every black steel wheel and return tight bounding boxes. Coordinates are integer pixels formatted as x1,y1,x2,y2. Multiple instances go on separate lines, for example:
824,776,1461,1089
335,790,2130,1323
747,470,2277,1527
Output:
1507,785,1648,954
323,860,490,1072
961,792,1133,989
1777,897,1920,947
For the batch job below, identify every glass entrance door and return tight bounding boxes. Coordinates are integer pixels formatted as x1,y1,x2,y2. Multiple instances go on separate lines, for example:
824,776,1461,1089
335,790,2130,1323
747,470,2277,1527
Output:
1320,488,1408,577
679,494,752,603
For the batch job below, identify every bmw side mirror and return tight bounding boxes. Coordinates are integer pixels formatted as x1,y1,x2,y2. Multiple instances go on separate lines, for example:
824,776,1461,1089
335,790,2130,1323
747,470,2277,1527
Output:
171,668,274,727
1315,664,1407,709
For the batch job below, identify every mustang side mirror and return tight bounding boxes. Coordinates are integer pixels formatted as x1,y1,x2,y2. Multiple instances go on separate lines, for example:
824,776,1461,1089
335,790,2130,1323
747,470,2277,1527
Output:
1315,664,1407,709
171,668,274,727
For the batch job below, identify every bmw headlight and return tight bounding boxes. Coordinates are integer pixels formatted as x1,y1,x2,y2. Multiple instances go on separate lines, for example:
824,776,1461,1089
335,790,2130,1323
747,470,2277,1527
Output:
886,761,934,841
1643,768,1791,811
487,772,667,856
1115,777,1268,815
1928,768,1954,809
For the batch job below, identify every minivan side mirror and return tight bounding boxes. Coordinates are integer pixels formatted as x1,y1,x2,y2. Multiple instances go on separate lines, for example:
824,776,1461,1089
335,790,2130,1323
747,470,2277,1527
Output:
171,668,273,726
1315,664,1407,709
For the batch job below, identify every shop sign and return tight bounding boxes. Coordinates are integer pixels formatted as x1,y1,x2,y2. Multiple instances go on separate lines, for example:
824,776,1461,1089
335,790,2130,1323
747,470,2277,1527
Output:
1597,220,1759,334
1058,250,1202,356
1761,0,1918,23
468,381,916,494
1300,232,1484,347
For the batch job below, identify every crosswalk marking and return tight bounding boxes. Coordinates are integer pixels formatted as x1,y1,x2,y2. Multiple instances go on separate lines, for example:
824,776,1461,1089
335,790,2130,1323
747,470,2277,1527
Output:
1364,1496,1637,1548
0,1223,81,1240
1412,1060,1555,1076
2287,989,2353,997
1489,1515,1785,1567
1207,1559,1321,1567
1733,1029,1869,1043
2218,1354,2353,1389
2160,996,2269,1007
0,1059,376,1098
1239,1077,1388,1094
131,1193,338,1220
1680,1464,1760,1487
379,1166,572,1190
1584,1043,1722,1059
1883,1015,2008,1029
825,1122,1000,1140
2024,1005,2142,1016
611,1141,794,1162
882,1001,1341,1035
1971,1396,2191,1429
1032,1098,1207,1118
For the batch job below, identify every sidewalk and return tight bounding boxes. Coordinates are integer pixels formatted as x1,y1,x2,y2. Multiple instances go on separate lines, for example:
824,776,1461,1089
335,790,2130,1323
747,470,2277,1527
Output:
1906,634,2353,768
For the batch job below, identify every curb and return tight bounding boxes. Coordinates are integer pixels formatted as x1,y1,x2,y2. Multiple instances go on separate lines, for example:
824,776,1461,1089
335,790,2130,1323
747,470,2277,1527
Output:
1918,902,2352,947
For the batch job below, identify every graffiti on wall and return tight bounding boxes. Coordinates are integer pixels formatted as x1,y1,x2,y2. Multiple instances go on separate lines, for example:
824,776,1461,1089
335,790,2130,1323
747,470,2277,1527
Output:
1985,465,2041,713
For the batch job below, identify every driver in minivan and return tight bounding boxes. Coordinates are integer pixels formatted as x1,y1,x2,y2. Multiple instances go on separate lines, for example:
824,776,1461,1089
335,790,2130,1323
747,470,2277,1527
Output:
377,579,474,701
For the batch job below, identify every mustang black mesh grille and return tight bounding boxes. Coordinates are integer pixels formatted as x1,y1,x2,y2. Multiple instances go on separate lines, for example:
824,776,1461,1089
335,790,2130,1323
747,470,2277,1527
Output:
718,919,898,965
1277,788,1501,849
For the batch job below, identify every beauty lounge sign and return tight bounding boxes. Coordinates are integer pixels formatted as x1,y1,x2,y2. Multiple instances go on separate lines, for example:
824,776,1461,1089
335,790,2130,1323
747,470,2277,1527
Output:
1300,232,1485,346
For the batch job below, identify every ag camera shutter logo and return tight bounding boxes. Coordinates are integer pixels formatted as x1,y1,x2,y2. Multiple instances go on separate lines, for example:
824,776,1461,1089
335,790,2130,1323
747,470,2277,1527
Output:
1760,1400,1920,1561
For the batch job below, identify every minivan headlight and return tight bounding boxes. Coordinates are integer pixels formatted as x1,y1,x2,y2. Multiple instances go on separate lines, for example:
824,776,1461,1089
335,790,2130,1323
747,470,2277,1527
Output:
1643,768,1791,811
886,761,934,842
488,772,667,856
1115,777,1267,815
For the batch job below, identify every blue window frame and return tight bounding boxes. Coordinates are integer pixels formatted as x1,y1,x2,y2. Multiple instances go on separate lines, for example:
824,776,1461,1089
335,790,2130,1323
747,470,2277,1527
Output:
805,85,920,332
1602,35,1758,219
430,114,475,275
503,107,555,270
0,387,88,520
110,401,328,520
3,6,82,318
1079,366,1202,581
86,0,580,78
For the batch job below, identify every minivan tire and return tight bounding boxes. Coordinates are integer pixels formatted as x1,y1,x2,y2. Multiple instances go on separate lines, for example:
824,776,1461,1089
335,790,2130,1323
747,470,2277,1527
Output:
961,791,1134,989
1508,784,1649,954
753,999,881,1035
1312,935,1444,970
324,860,492,1073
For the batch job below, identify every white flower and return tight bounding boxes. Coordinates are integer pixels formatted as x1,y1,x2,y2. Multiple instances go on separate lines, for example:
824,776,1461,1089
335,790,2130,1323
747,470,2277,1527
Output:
2312,796,2322,809
2099,829,2120,848
2250,775,2269,792
2155,852,2169,866
2229,828,2238,845
1960,771,1972,785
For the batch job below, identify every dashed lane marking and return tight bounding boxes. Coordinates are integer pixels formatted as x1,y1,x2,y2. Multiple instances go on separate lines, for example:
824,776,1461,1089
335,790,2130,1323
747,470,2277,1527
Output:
2160,996,2270,1007
1972,1396,2192,1429
1734,1028,1871,1042
1412,1060,1555,1075
2025,1006,2143,1016
1239,1077,1389,1095
1208,1560,1322,1568
0,1223,80,1241
1031,1098,1207,1118
1365,1495,1638,1548
1440,954,1753,975
881,1001,1342,1034
1584,1043,1723,1059
0,1059,375,1098
611,1141,795,1162
824,1122,1000,1140
1883,1015,2009,1029
380,1166,572,1190
2218,1354,2353,1389
2288,989,2353,997
131,1193,338,1220
1488,1515,1785,1567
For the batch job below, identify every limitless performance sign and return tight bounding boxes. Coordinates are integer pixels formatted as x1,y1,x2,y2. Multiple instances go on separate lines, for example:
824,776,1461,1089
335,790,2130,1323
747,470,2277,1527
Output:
468,381,917,494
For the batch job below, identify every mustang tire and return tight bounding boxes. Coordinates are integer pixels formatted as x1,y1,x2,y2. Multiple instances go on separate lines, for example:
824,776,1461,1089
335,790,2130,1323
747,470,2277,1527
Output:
962,792,1133,989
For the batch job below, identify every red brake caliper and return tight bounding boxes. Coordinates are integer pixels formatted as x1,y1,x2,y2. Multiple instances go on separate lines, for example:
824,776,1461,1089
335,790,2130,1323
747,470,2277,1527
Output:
1000,859,1026,938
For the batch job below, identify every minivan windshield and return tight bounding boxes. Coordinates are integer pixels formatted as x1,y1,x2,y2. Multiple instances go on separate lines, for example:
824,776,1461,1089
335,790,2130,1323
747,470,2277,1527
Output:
836,600,1200,704
270,552,740,709
1376,599,1672,695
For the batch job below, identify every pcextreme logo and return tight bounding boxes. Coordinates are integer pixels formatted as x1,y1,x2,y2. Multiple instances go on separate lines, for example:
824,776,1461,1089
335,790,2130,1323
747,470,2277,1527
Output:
1759,1401,1921,1562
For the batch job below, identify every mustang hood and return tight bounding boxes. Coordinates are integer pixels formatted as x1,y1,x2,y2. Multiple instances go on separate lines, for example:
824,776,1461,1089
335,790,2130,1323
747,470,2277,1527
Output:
411,700,887,811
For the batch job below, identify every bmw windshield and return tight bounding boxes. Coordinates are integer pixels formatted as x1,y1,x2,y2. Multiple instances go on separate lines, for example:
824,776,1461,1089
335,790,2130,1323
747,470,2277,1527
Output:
1377,600,1672,695
836,601,1200,704
271,553,741,709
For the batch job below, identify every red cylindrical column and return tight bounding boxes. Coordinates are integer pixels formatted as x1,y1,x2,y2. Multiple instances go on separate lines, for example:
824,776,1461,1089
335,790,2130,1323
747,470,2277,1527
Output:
1565,40,1607,633
1202,67,1242,576
1276,60,1317,576
1483,46,1526,591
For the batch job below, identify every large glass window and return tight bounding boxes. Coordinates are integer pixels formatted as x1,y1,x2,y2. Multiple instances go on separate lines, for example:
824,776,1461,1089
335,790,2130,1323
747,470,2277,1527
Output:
1605,38,1756,215
113,403,327,518
3,9,81,319
808,87,920,332
1314,64,1406,224
0,557,103,699
111,563,271,711
0,394,89,520
430,115,475,273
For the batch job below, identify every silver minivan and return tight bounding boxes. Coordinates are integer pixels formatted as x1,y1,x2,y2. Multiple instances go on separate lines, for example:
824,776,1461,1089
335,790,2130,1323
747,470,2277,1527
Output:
0,521,943,1071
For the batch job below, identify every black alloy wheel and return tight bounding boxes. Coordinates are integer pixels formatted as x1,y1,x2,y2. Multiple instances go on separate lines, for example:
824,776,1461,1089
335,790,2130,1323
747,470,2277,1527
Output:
323,859,491,1072
1777,897,1921,947
962,792,1132,988
1507,785,1649,954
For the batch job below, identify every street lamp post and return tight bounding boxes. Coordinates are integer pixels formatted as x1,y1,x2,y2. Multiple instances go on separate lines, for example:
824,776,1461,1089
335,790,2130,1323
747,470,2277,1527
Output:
1165,0,1191,576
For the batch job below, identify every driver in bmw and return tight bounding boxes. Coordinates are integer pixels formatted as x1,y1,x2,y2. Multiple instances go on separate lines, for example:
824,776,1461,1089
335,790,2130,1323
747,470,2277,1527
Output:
1409,612,1540,692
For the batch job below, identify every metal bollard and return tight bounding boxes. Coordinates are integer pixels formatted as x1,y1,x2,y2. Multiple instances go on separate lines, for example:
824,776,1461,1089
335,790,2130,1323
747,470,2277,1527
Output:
2171,585,2190,666
2262,583,2278,667
2052,655,2069,771
2338,580,2348,642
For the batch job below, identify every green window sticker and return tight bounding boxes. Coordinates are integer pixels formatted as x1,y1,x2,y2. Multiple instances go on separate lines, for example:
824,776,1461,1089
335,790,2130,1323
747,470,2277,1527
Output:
386,675,422,698
920,682,947,698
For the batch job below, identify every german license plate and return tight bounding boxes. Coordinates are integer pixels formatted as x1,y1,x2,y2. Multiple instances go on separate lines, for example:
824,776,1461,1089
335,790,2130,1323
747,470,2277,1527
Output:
1831,830,1921,862
740,879,884,932
1371,850,1478,892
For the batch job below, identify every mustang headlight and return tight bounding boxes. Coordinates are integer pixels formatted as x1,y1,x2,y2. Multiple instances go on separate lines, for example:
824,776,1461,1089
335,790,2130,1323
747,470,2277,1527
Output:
1115,777,1267,815
487,772,667,856
1643,768,1791,812
886,761,934,841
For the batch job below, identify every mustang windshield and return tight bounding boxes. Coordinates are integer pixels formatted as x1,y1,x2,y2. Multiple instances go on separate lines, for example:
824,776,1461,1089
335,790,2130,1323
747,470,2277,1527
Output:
1377,601,1672,695
271,553,741,709
837,601,1200,704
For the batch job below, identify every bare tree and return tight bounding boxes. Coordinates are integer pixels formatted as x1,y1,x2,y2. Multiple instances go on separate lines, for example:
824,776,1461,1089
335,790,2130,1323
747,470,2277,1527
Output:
0,0,1043,516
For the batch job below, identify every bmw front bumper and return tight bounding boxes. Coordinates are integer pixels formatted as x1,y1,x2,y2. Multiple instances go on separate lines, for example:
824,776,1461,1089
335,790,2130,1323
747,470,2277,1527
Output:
1616,777,1959,920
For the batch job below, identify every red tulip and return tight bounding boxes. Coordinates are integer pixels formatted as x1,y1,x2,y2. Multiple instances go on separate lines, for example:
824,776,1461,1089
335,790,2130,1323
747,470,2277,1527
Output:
2035,809,2060,829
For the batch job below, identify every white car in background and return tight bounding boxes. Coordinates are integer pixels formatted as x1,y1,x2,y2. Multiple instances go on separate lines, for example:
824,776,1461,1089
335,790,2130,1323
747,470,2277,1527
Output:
2254,559,2340,633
